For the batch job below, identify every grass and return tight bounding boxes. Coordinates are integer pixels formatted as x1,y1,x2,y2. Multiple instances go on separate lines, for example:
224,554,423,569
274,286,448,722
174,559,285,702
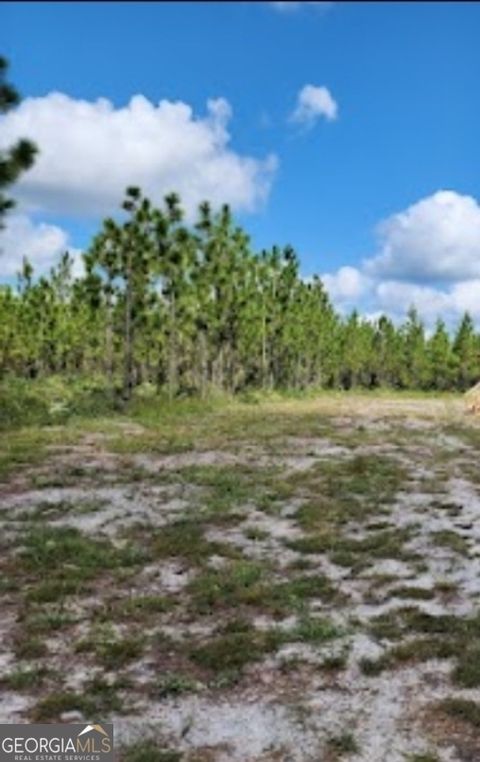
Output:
188,622,282,674
1,389,477,760
17,607,76,634
82,675,125,713
189,561,339,617
32,677,125,720
152,672,201,699
288,615,341,644
327,731,360,755
363,608,480,686
17,498,106,523
8,525,146,605
438,697,480,728
288,525,416,571
151,519,239,565
289,453,407,529
388,586,435,601
32,691,98,721
321,650,349,671
118,594,176,617
0,428,57,481
431,529,469,554
244,526,270,541
359,637,458,676
451,643,480,687
178,463,287,516
20,525,144,575
0,665,54,691
13,635,47,660
188,613,341,678
188,560,266,613
75,626,145,669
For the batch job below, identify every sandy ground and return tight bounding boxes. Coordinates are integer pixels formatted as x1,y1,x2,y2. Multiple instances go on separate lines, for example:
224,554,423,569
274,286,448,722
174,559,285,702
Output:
1,395,480,761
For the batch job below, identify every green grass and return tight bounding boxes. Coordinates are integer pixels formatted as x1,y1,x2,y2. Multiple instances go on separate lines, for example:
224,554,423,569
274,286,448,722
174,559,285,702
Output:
388,586,435,601
321,650,349,671
288,525,416,571
289,615,341,644
289,454,406,529
452,643,480,687
0,375,118,432
244,526,270,541
188,623,282,674
17,607,75,634
438,697,480,728
189,561,339,617
0,428,55,481
0,388,476,760
75,626,145,669
327,731,360,755
20,525,144,575
31,691,97,721
13,635,47,660
17,498,106,523
8,525,146,604
117,594,176,617
25,578,88,603
364,609,480,686
359,637,458,676
0,665,54,691
431,530,469,554
188,561,266,613
31,675,126,721
152,672,201,699
151,519,238,565
178,463,286,515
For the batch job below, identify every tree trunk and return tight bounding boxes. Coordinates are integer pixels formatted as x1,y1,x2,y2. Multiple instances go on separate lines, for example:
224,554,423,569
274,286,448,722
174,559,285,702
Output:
167,295,177,401
122,252,134,401
105,290,114,387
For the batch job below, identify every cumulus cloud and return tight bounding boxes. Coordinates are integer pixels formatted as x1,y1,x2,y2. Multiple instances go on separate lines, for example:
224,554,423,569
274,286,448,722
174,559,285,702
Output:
375,280,452,319
269,2,333,12
321,191,480,326
0,214,82,278
367,191,480,283
451,280,480,317
290,85,338,128
321,266,371,306
0,92,278,219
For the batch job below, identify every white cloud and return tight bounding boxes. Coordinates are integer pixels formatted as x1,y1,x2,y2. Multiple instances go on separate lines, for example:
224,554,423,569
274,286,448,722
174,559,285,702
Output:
374,280,452,319
367,190,480,283
0,92,278,219
290,85,338,128
322,266,371,305
321,191,480,327
451,280,480,318
269,2,333,13
0,213,82,278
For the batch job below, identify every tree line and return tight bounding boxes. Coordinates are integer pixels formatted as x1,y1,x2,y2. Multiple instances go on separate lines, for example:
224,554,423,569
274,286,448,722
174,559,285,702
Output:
1,187,479,400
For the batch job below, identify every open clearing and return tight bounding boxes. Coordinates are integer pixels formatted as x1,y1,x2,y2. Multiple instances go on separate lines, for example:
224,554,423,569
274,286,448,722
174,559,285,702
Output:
1,393,480,762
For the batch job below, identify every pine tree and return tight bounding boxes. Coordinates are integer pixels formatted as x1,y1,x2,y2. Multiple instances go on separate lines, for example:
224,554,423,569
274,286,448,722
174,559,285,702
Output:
0,57,37,228
453,312,480,390
427,319,453,390
401,306,429,389
3,186,480,396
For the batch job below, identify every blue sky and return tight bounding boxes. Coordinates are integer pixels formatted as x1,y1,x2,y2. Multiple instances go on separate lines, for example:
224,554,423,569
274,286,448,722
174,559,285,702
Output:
1,1,480,325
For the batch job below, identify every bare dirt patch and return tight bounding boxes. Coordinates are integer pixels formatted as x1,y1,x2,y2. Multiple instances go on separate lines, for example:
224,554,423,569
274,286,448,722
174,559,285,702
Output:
1,395,480,761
